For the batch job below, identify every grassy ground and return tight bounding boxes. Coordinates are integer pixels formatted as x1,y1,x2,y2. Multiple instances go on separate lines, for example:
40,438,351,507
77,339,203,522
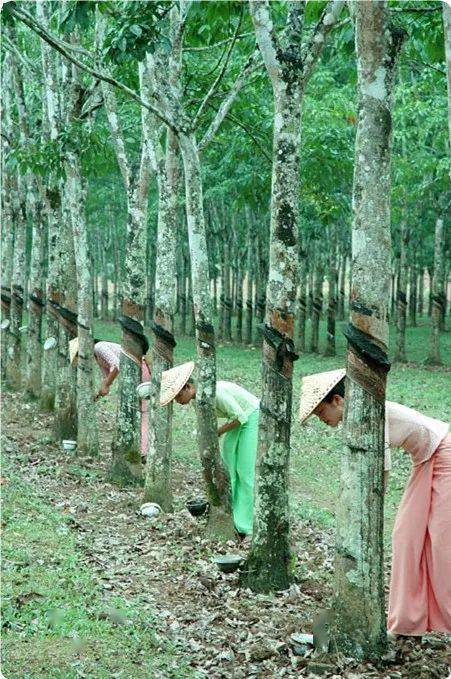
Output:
2,316,450,677
1,456,194,679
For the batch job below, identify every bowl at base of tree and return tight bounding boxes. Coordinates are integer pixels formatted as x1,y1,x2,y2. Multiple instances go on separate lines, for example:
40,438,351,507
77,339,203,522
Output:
213,554,243,574
186,498,209,517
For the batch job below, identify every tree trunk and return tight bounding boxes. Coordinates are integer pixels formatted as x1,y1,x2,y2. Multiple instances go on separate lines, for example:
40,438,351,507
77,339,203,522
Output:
25,180,45,400
236,266,244,344
111,171,148,486
297,244,307,353
418,266,424,317
242,1,305,593
244,208,254,345
426,217,445,365
1,57,15,383
333,3,404,659
40,184,61,412
408,259,417,328
310,256,324,354
254,227,266,348
224,242,232,342
324,226,337,357
100,228,109,320
144,127,179,510
53,181,78,442
67,150,99,456
179,132,234,538
394,221,408,362
337,250,346,320
6,175,26,390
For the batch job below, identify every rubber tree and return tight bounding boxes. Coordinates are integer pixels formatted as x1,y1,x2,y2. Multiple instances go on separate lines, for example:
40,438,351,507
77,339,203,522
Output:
242,0,345,594
143,1,260,537
10,47,46,401
394,219,409,362
143,7,182,509
37,0,62,412
333,1,405,659
426,216,445,365
324,224,337,357
64,54,100,462
97,11,152,485
1,53,15,381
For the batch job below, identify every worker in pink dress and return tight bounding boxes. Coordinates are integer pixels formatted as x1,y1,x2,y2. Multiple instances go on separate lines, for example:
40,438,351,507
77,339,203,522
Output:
69,338,150,460
299,368,451,639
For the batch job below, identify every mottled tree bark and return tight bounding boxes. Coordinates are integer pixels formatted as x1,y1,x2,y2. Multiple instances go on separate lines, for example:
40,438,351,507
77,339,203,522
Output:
244,207,254,345
6,174,26,391
1,54,15,383
426,217,445,365
66,149,99,456
337,249,347,320
25,182,45,400
408,259,417,328
53,182,78,442
179,132,234,538
310,256,324,354
39,2,61,410
98,17,151,483
418,267,424,317
394,221,408,362
297,241,307,353
324,226,337,357
243,0,344,594
333,2,404,658
236,265,244,344
144,15,182,508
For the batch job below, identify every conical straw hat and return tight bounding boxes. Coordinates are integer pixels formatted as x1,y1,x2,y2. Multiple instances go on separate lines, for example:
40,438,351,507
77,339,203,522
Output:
69,337,79,365
299,368,346,424
160,361,195,407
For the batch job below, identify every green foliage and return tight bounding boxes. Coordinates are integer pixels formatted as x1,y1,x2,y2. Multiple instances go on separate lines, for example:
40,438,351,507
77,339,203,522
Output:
101,1,172,62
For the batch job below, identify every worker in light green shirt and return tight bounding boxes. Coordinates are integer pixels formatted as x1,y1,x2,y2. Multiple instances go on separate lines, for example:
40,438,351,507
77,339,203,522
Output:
159,362,259,536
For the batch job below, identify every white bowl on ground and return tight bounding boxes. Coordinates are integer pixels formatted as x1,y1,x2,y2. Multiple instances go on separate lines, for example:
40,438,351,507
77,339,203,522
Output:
62,439,77,452
140,502,161,518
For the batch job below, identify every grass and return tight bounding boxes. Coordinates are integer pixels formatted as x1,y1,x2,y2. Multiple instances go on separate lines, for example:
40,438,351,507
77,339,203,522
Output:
1,458,195,679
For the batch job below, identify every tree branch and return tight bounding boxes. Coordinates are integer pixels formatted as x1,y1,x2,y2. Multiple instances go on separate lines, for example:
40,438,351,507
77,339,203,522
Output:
9,4,178,134
301,0,346,86
249,0,281,83
184,31,254,52
198,50,261,151
193,10,243,129
206,103,272,162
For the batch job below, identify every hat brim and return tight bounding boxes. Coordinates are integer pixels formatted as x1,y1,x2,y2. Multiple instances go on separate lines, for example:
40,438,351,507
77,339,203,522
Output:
299,369,346,424
160,361,195,406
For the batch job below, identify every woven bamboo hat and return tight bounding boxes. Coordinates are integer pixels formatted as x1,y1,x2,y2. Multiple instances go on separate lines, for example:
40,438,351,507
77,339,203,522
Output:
299,368,346,424
69,337,79,365
160,361,195,407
